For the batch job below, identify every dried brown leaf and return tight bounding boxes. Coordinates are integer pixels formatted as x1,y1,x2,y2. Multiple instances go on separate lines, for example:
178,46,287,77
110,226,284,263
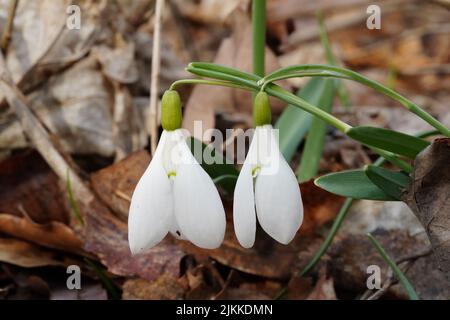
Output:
91,150,150,221
404,138,450,279
0,150,70,224
0,214,84,255
0,237,67,268
84,185,185,281
94,43,139,84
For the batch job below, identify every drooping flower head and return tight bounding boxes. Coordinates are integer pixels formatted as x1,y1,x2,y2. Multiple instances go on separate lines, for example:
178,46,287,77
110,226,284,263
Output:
233,92,304,248
128,90,226,254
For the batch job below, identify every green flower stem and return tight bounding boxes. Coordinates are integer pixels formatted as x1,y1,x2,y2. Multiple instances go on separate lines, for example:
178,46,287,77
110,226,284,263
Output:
268,83,410,171
169,79,250,91
187,66,260,90
186,65,413,171
189,62,260,81
261,72,351,91
187,64,352,133
262,65,450,137
266,84,409,170
367,233,419,300
252,0,266,77
264,84,352,133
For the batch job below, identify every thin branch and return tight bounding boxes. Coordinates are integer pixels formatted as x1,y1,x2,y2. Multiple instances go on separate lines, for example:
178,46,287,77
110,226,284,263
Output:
148,0,164,155
0,0,19,53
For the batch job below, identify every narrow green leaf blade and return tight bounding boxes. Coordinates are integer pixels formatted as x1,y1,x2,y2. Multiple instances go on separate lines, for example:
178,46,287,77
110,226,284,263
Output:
66,169,84,226
297,79,335,182
317,12,351,108
367,234,419,300
346,126,430,159
365,165,410,200
275,77,334,162
187,137,238,194
314,169,395,201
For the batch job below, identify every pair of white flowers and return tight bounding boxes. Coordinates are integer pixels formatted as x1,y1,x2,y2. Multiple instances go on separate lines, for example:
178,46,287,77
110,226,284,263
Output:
128,91,303,255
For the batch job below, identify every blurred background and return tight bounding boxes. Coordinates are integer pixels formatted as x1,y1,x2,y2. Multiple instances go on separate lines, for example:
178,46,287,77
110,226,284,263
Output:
0,0,449,300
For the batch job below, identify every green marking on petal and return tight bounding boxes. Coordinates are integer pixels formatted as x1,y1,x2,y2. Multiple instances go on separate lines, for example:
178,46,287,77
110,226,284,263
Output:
251,165,261,178
167,171,177,178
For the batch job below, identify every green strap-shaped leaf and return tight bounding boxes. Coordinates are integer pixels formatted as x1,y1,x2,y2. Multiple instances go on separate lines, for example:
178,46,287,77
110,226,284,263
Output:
346,126,430,159
297,79,335,182
314,169,395,201
187,137,238,194
365,165,410,200
367,234,419,300
275,77,335,162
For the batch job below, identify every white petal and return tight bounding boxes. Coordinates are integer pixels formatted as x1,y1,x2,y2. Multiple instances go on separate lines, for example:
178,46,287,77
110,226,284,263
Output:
255,130,303,244
254,126,272,161
232,138,257,248
162,129,186,174
169,214,187,240
174,141,226,249
254,125,280,175
128,131,173,255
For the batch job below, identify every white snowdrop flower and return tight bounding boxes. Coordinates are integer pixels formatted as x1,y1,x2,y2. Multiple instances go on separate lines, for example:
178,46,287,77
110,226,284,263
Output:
233,92,303,248
128,90,226,255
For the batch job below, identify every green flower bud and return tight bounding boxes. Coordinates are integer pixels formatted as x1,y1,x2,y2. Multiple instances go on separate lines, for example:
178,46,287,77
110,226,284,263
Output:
253,91,272,127
161,90,182,131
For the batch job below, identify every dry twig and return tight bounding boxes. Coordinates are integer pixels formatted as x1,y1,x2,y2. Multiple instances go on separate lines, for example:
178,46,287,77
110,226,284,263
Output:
148,0,164,155
0,0,19,53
